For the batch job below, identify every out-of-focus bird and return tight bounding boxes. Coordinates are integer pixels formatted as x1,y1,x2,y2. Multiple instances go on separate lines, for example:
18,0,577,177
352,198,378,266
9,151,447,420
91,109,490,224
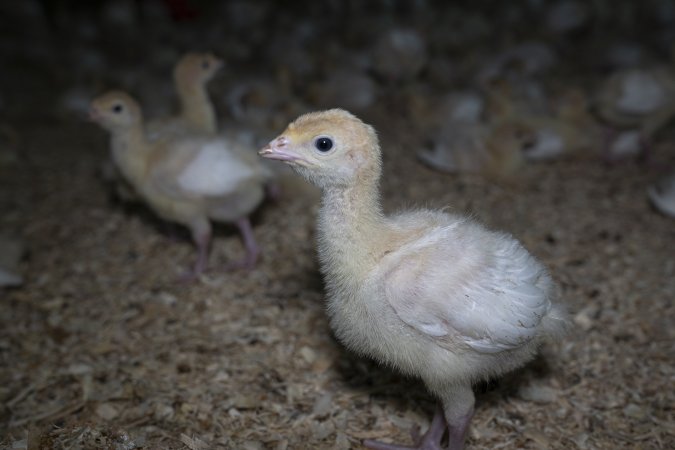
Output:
649,173,675,218
483,82,602,162
91,91,269,279
594,64,675,160
417,120,528,179
105,52,223,204
260,109,569,450
507,88,601,161
146,52,224,140
414,89,524,178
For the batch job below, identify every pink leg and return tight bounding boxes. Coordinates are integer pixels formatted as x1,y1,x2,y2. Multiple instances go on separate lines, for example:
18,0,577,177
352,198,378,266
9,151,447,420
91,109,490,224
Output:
363,387,475,450
179,220,211,282
363,407,447,450
445,407,474,450
224,217,260,271
265,181,282,202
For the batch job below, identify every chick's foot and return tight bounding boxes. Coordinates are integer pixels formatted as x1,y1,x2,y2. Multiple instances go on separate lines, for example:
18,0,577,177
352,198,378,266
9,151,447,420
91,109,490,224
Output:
224,218,260,271
363,407,451,450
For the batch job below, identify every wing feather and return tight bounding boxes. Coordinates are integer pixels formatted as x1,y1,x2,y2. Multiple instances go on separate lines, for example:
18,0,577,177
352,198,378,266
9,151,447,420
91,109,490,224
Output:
383,224,552,354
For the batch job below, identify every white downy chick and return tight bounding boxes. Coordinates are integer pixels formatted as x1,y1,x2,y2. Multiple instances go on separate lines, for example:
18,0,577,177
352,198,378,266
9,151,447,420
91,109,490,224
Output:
483,82,601,162
596,68,675,125
260,109,569,450
146,52,224,140
91,91,269,280
595,64,675,159
416,91,497,175
649,173,675,218
417,88,547,177
417,121,528,179
514,88,601,162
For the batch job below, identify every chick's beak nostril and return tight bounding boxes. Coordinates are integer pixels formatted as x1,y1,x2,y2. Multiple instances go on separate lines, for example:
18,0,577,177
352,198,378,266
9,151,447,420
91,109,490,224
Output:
259,136,303,163
274,136,289,149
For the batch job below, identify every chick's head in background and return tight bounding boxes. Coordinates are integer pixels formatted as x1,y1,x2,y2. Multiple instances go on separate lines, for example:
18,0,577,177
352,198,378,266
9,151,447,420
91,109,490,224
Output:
174,52,224,88
89,91,141,132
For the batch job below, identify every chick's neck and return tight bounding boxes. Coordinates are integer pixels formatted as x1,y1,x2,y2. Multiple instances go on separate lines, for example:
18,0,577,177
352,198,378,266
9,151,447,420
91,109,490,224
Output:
110,122,150,185
317,175,388,278
178,81,216,135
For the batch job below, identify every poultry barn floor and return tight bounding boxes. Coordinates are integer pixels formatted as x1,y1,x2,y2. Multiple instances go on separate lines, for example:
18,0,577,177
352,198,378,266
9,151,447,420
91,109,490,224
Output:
1,2,675,450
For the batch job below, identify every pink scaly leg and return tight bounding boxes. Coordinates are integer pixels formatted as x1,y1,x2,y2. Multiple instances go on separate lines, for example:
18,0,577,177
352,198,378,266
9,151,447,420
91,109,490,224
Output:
445,407,474,450
179,219,211,282
224,217,260,271
364,407,447,450
363,387,475,450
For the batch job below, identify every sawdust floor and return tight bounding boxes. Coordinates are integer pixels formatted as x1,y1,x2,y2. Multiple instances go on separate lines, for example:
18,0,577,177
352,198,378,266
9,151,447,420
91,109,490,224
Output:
1,109,674,450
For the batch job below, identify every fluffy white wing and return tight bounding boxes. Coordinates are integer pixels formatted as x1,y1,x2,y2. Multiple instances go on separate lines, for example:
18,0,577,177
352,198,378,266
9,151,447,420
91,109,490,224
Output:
616,70,668,115
383,225,552,354
175,140,257,197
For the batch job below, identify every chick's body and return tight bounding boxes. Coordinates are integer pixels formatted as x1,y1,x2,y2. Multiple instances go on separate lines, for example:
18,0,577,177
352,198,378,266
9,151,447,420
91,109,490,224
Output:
261,109,568,450
322,209,559,383
92,91,266,278
595,66,675,159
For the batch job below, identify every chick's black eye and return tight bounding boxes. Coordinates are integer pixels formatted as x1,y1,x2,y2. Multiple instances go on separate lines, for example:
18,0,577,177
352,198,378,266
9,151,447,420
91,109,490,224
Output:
112,104,123,113
202,60,210,69
315,137,333,152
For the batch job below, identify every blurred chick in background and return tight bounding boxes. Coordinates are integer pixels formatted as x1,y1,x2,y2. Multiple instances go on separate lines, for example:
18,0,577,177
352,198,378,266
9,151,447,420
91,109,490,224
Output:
91,91,270,280
146,52,223,140
594,51,675,162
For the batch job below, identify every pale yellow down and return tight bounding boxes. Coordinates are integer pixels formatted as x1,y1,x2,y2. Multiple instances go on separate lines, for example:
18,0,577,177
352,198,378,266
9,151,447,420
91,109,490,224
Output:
261,109,569,449
92,90,268,274
146,52,223,140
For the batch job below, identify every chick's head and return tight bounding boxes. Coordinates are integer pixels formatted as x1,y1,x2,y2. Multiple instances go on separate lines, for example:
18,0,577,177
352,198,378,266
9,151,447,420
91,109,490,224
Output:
89,91,142,132
260,109,381,189
174,52,224,87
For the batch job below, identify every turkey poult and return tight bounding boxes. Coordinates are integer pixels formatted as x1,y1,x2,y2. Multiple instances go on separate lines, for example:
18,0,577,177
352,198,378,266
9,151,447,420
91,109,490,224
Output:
594,65,675,160
103,52,224,203
91,91,269,280
260,109,569,450
146,52,224,140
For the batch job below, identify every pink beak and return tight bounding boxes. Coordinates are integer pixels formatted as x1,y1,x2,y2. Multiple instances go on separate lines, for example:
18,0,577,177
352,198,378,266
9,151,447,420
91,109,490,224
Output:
259,136,304,163
88,107,101,122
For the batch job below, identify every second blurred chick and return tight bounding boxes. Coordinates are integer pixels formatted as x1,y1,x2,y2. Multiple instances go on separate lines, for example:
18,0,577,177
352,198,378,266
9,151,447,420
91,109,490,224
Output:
91,91,269,280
